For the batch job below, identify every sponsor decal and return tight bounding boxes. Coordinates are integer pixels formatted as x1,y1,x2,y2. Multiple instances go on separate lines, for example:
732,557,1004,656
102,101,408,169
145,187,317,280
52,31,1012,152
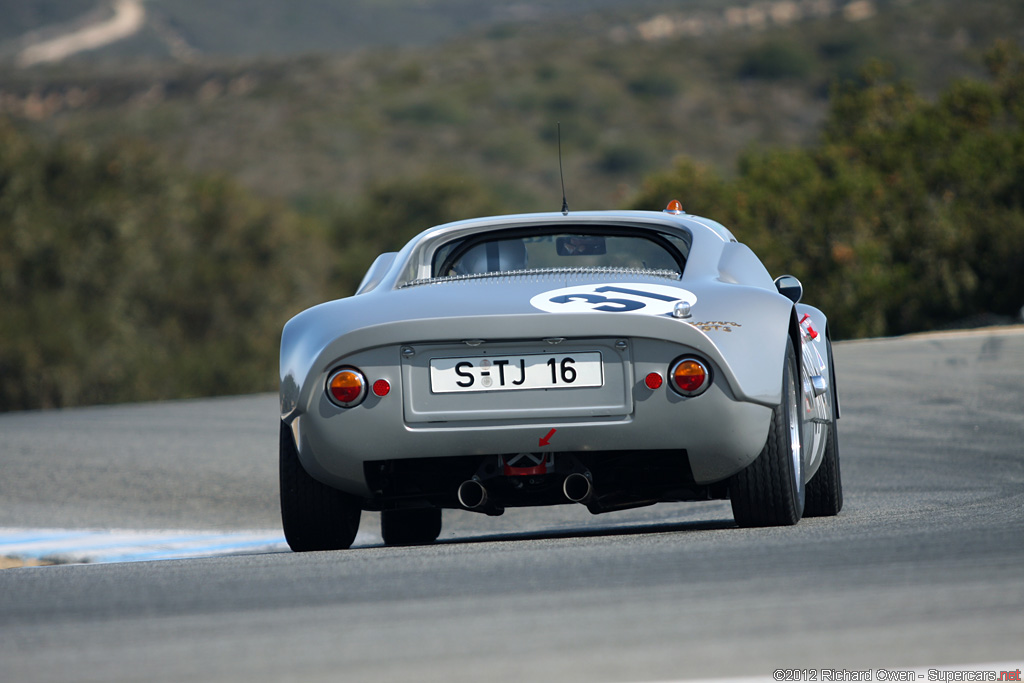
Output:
688,321,742,332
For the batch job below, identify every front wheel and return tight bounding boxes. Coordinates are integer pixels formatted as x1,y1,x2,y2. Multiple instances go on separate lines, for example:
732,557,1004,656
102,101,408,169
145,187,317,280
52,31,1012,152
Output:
279,421,362,552
730,336,805,527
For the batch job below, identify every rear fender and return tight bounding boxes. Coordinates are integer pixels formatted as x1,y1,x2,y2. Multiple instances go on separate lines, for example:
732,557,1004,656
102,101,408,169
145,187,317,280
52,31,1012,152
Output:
284,297,795,424
355,252,398,295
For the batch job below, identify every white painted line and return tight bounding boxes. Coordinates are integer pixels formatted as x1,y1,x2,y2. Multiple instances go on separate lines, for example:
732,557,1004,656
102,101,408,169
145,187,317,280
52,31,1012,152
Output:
0,528,381,564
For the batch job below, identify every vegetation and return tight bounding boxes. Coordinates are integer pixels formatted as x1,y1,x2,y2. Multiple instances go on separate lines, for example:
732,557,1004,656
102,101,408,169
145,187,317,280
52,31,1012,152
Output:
1,1,1023,410
630,45,1024,339
0,120,329,410
4,0,1022,215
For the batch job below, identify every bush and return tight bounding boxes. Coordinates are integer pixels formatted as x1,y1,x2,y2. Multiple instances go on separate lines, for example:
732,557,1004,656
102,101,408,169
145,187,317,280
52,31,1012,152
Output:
738,40,815,80
630,44,1024,339
0,120,329,411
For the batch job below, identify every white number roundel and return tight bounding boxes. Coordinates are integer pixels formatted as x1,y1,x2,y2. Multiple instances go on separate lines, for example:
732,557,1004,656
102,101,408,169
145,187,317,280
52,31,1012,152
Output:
529,283,697,315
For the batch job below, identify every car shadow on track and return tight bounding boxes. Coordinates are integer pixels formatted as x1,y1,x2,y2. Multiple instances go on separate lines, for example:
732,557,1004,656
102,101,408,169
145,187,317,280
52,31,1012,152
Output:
430,517,738,547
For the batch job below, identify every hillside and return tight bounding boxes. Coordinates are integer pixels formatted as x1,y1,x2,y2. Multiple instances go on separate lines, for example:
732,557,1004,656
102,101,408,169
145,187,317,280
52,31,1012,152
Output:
3,0,1021,217
2,0,1024,410
0,0,675,61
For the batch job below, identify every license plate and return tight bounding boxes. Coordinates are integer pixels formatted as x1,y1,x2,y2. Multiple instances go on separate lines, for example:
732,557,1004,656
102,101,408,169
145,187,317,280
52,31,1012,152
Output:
429,352,603,393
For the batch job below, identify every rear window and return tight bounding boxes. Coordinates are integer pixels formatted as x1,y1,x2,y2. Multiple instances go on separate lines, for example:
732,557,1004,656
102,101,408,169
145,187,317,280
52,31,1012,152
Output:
433,228,688,278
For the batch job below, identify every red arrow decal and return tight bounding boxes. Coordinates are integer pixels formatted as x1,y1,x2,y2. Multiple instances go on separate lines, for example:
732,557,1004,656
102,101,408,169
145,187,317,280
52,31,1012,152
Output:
539,428,557,447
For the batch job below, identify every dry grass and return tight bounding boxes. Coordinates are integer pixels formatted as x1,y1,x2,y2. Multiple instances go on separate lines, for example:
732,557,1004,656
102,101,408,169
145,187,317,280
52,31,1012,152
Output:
0,555,57,569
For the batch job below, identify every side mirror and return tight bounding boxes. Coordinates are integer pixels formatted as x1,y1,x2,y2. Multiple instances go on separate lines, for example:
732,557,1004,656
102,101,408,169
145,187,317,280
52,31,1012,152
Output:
774,275,803,304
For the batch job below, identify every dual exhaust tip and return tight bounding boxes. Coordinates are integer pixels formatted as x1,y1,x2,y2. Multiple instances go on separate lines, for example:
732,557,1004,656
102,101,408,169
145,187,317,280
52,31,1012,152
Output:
562,472,594,503
456,478,489,510
457,472,593,510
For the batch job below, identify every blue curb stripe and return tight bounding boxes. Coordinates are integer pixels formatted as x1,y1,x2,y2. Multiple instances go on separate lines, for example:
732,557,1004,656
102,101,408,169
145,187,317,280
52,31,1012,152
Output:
0,528,291,564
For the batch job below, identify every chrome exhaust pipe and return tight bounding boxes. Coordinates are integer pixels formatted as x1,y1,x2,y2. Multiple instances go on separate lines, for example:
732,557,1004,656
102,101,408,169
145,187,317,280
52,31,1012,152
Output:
563,472,594,503
457,478,489,509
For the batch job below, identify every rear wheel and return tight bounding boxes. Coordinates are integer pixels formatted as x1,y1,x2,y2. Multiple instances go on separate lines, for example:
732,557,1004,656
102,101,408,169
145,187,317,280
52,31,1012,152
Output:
730,336,805,527
804,339,843,517
381,508,443,546
279,421,362,552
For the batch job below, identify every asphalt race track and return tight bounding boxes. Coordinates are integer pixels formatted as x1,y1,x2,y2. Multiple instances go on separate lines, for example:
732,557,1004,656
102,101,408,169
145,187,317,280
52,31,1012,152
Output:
1,328,1023,682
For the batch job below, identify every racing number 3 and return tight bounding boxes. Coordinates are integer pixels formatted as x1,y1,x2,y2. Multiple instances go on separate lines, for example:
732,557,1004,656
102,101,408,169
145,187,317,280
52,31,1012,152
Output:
548,285,679,313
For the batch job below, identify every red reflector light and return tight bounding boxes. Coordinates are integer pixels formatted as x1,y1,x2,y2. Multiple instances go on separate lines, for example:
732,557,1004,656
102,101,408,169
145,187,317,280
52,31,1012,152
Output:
326,368,367,408
644,372,664,390
372,379,391,397
669,358,710,397
800,313,819,340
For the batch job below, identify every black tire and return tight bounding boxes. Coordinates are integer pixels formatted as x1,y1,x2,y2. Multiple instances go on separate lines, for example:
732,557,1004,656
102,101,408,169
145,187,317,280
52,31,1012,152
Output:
804,339,843,517
279,421,362,552
730,336,805,527
381,508,443,546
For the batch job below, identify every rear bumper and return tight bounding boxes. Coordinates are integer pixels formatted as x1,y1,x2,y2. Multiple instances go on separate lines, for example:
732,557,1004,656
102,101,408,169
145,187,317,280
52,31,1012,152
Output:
290,337,772,497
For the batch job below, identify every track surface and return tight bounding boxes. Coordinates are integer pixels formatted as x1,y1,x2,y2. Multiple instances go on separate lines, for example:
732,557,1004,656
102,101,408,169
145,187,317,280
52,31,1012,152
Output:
1,329,1023,681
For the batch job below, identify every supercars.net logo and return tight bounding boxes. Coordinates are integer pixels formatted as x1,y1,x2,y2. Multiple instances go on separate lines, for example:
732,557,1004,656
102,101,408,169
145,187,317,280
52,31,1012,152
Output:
773,670,1022,682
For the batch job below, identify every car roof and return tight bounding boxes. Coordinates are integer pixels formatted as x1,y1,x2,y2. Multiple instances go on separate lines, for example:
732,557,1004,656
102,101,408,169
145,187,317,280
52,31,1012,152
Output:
377,209,738,290
411,209,736,244
407,208,733,257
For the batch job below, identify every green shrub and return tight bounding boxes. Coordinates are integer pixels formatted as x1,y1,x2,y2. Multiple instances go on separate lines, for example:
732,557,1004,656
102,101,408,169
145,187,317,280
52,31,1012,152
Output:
631,44,1024,339
738,40,815,80
0,120,328,410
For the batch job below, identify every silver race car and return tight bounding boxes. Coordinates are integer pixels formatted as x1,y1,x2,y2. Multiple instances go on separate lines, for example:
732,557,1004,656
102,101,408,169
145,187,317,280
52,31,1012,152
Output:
279,201,842,550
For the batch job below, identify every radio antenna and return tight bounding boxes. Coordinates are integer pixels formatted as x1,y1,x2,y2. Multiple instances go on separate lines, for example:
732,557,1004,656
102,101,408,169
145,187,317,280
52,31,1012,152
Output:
558,122,569,215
